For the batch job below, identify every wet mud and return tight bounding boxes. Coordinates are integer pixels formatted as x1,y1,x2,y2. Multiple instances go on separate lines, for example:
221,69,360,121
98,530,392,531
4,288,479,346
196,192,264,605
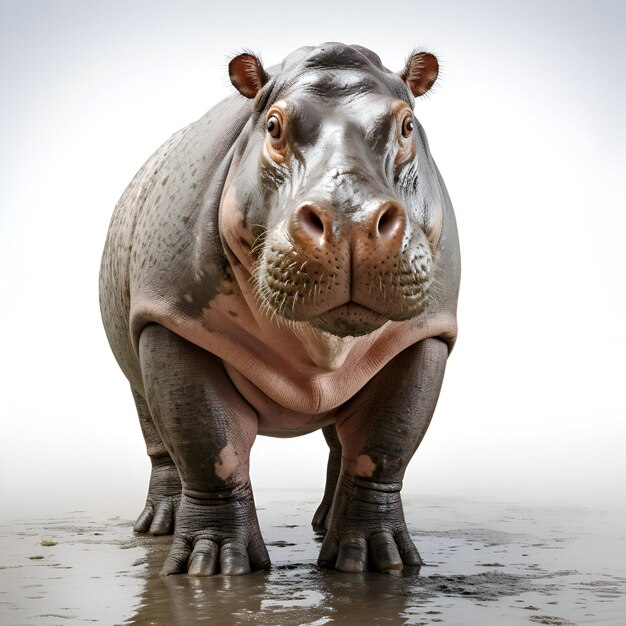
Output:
1,493,625,625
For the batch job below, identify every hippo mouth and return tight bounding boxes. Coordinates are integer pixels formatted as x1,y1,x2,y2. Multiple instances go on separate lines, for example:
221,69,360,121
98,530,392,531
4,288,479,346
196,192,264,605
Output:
310,301,389,337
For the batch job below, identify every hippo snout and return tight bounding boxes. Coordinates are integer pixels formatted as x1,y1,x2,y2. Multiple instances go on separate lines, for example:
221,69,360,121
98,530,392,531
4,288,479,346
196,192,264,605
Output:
257,198,434,337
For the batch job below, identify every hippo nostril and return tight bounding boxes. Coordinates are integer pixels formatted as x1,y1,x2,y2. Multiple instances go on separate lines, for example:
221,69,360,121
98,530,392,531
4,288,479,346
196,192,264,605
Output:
307,211,324,234
375,203,405,239
377,210,393,235
297,204,326,241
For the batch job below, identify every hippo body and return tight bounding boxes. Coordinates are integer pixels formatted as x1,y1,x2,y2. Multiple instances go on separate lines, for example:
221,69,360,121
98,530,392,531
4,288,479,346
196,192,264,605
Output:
100,43,460,576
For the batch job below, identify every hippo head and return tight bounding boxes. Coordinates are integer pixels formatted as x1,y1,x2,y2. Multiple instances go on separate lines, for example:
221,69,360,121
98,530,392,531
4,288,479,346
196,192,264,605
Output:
221,43,443,338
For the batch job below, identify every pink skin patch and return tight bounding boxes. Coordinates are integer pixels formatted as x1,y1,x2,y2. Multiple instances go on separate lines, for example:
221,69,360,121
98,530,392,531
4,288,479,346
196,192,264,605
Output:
219,172,256,273
354,454,376,477
214,443,239,481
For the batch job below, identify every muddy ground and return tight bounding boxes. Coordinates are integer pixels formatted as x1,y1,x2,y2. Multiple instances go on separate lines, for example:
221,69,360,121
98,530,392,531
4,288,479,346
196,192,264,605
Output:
1,492,625,625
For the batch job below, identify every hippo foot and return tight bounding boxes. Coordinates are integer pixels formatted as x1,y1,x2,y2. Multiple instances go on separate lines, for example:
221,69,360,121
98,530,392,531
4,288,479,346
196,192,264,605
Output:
318,475,422,574
161,483,271,576
134,456,182,535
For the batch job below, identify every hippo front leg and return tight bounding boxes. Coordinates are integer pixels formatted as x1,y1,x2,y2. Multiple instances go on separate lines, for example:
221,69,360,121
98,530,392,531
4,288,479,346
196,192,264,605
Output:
319,337,448,573
138,324,270,576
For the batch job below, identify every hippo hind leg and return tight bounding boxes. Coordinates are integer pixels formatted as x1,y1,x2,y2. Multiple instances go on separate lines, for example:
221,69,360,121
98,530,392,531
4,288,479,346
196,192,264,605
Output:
131,388,181,535
312,424,341,532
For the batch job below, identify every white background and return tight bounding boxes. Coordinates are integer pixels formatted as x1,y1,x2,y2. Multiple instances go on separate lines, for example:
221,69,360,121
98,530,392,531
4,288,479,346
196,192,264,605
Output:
1,0,624,520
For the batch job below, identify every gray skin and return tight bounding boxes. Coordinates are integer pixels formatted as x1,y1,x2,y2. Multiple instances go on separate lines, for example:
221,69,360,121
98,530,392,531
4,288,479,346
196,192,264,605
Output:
99,42,460,576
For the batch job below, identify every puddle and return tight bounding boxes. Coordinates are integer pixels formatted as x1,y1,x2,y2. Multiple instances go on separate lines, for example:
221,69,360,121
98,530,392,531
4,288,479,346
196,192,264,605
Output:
1,493,625,625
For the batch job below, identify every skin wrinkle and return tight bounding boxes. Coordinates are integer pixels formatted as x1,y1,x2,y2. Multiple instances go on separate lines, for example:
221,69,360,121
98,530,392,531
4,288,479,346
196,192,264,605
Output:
99,42,460,575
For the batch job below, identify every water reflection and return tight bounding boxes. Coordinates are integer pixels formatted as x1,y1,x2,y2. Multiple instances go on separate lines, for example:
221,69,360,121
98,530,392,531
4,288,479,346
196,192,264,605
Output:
126,555,426,625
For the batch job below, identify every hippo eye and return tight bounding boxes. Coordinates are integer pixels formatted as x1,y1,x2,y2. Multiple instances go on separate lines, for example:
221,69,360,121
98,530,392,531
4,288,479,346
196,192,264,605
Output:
266,115,282,139
401,115,414,138
264,104,288,162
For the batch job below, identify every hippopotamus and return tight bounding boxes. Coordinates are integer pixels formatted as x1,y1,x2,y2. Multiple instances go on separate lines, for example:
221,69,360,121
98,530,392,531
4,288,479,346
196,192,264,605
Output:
99,42,460,576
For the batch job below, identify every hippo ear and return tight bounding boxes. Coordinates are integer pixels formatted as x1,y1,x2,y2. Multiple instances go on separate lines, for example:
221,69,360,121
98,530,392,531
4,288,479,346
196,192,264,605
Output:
400,51,439,98
228,52,270,98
